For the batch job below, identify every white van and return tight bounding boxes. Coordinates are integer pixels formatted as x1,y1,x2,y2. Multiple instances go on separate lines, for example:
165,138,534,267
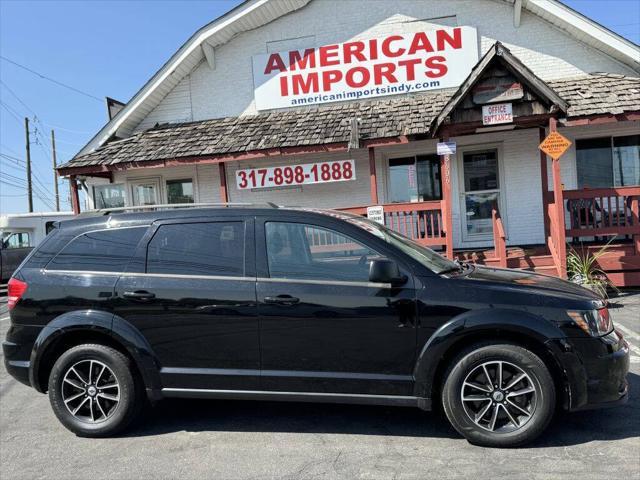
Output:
0,212,74,281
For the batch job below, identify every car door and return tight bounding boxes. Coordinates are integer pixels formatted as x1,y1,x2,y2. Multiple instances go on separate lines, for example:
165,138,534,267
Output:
1,232,33,279
113,217,260,391
256,216,417,396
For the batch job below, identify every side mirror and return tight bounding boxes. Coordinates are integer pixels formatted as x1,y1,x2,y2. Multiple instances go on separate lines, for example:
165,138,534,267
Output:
369,259,407,286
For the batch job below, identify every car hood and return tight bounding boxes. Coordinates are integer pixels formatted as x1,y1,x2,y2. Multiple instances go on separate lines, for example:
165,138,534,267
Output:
456,265,603,303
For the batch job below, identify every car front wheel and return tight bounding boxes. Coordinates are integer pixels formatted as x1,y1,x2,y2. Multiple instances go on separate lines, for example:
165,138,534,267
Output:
442,343,556,447
48,344,143,437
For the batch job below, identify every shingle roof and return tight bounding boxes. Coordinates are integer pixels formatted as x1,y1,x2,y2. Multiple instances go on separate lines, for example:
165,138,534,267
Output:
59,73,640,172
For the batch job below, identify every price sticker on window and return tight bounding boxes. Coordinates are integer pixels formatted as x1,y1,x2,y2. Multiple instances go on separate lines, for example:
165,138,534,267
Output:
236,160,356,190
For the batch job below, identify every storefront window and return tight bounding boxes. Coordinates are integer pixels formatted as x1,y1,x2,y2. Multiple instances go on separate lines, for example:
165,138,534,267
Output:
577,135,639,188
166,179,194,204
613,135,640,187
93,184,125,209
388,155,441,203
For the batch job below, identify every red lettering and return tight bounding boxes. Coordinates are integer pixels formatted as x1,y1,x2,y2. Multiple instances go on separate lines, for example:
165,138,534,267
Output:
279,76,288,96
345,67,370,88
408,32,434,55
289,49,316,70
322,70,342,91
319,44,340,66
425,56,448,78
369,38,379,60
373,63,397,84
292,73,319,94
398,58,422,81
264,53,286,74
381,35,405,57
436,27,462,51
343,41,366,63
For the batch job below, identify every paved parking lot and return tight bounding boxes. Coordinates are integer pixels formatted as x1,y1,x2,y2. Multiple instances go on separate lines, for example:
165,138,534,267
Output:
1,285,639,480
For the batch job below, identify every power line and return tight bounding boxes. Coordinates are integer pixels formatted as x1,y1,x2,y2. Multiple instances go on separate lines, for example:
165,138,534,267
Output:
0,55,103,102
0,100,23,124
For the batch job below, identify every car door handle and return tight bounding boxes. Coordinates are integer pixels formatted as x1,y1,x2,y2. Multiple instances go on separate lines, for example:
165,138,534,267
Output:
123,290,156,300
264,295,300,306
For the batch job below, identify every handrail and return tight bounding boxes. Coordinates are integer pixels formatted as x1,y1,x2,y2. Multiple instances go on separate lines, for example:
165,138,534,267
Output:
491,207,507,268
563,186,640,199
340,200,442,215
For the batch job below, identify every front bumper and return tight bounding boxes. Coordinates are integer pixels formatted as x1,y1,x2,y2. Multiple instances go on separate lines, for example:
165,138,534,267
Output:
547,329,630,411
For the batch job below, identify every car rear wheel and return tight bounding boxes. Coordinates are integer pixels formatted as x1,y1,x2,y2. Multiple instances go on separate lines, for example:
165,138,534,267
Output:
442,343,555,447
48,344,143,437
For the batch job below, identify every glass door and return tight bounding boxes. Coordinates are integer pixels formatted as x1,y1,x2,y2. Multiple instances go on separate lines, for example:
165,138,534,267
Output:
461,149,501,240
130,179,161,207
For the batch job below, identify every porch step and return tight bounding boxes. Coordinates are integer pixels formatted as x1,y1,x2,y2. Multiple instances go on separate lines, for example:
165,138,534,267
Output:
507,254,556,269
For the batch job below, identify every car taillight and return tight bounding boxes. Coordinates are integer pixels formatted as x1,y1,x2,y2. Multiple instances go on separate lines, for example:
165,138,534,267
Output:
7,277,28,310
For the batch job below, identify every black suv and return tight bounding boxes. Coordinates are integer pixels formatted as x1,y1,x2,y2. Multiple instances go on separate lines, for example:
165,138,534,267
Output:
3,205,629,447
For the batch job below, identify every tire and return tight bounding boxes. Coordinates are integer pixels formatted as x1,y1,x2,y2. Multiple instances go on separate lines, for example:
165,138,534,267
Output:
441,343,555,448
48,344,144,437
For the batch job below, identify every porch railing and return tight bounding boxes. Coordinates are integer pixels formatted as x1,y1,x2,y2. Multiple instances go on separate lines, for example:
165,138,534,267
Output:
562,187,640,247
339,200,446,247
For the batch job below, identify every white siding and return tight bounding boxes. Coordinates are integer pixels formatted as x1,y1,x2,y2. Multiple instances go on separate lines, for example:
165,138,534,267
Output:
132,0,637,131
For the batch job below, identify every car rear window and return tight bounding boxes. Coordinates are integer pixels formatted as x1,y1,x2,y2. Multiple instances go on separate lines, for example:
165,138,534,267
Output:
146,222,244,277
47,227,147,273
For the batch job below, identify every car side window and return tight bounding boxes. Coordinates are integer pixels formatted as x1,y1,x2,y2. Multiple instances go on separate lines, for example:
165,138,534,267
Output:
265,222,382,282
146,222,244,277
48,227,146,272
5,232,30,249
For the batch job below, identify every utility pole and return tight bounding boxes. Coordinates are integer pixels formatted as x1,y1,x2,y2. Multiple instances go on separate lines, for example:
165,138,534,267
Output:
24,117,33,212
51,129,60,211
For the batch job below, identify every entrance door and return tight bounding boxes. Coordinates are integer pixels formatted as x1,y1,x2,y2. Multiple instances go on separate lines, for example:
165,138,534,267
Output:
130,178,161,206
255,216,417,396
460,149,502,241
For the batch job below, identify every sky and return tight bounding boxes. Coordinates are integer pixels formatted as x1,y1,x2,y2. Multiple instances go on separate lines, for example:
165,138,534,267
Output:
1,0,639,215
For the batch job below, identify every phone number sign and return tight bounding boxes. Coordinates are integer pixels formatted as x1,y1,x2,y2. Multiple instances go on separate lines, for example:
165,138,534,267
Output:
235,160,356,190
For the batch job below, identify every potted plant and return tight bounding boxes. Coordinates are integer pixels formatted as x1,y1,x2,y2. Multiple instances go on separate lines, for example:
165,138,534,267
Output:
566,238,617,299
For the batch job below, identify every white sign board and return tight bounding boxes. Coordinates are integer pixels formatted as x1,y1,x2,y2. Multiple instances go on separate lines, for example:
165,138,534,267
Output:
252,26,478,110
437,141,457,155
482,103,513,125
366,206,385,224
236,160,355,190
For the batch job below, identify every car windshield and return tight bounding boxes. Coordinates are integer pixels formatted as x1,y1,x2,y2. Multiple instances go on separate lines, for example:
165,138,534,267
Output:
342,215,460,275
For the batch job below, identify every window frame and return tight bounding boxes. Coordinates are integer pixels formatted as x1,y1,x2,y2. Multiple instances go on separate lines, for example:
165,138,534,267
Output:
576,134,640,189
143,219,252,279
255,215,418,285
386,153,442,203
92,183,126,210
263,221,384,283
165,177,197,204
45,226,147,273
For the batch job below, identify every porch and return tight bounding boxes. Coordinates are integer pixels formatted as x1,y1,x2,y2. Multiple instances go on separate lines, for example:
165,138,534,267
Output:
339,184,640,286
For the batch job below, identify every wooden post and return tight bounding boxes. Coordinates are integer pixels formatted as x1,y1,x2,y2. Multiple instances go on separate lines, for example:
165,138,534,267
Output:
539,127,550,239
218,162,229,202
631,196,640,256
368,147,379,204
549,118,567,278
439,138,454,259
69,175,80,215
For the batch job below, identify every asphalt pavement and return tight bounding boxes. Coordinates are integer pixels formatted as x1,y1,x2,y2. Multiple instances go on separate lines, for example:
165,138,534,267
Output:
0,285,639,480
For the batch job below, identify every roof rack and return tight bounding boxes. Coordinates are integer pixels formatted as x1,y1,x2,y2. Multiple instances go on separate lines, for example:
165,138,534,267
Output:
84,202,279,216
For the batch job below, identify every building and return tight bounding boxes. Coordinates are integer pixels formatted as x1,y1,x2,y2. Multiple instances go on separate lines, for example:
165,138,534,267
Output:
57,0,640,286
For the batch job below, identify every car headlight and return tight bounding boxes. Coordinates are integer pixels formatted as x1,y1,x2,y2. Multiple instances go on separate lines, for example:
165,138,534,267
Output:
567,307,613,336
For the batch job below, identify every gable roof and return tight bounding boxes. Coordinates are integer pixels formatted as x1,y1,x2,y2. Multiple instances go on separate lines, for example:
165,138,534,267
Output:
431,42,568,134
75,0,639,159
58,72,640,176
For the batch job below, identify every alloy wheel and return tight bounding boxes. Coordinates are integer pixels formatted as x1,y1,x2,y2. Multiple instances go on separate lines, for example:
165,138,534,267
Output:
61,359,121,423
460,360,537,433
